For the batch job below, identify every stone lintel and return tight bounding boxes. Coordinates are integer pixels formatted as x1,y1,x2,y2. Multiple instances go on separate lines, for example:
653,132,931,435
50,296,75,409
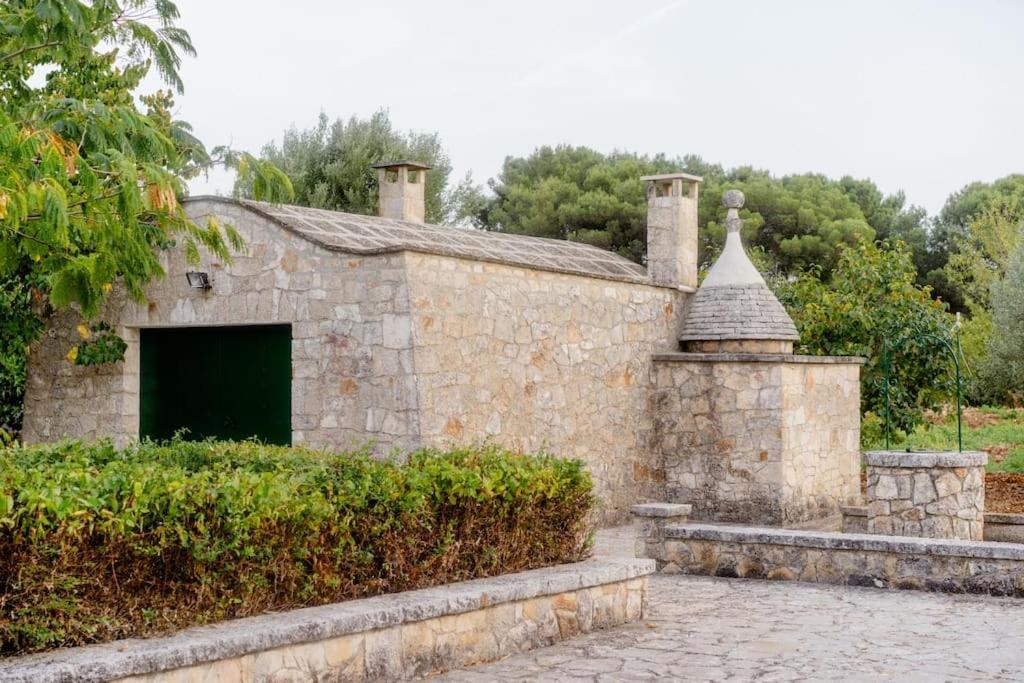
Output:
631,503,693,518
651,352,866,365
864,450,987,468
663,523,1024,561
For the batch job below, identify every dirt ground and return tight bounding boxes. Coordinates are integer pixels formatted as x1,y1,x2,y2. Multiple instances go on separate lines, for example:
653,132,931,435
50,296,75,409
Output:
985,472,1024,514
860,470,1024,514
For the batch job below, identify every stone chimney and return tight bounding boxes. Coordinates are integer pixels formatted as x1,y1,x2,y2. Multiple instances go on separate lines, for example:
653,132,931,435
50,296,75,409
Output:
373,160,431,223
641,172,702,289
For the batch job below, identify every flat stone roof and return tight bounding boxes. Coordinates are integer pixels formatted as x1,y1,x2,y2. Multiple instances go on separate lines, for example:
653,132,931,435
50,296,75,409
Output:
186,197,658,286
370,160,432,169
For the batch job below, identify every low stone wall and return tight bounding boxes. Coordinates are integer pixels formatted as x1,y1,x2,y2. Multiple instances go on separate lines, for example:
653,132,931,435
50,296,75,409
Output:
641,523,1024,597
844,505,1024,544
0,559,653,683
986,513,1024,543
865,451,986,540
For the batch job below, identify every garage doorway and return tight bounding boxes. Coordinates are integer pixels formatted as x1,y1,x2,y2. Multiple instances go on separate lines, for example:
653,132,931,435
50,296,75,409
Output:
140,325,292,445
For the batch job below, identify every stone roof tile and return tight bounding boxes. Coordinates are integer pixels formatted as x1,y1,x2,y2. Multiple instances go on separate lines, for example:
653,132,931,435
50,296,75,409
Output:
185,197,651,285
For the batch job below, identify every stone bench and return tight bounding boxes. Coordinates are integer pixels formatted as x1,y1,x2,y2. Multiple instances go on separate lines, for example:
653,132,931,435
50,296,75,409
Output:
638,522,1024,597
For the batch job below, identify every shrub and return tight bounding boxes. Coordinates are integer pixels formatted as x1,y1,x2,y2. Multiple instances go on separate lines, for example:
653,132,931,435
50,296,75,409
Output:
0,439,594,656
776,240,957,433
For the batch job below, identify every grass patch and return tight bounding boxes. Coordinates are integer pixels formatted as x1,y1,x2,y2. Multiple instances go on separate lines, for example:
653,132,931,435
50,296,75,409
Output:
0,439,594,656
864,406,1024,472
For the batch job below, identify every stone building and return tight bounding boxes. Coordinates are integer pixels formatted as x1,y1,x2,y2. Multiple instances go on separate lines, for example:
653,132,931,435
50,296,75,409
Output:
648,190,863,525
23,164,861,524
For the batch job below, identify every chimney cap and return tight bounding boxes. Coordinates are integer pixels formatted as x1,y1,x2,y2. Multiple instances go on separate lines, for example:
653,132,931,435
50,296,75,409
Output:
371,159,432,170
639,172,703,183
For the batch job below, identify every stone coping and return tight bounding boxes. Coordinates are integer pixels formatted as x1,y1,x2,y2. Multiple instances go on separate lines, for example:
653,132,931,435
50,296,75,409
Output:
864,450,987,468
0,558,654,683
986,512,1024,525
631,503,692,518
664,523,1024,561
651,352,865,365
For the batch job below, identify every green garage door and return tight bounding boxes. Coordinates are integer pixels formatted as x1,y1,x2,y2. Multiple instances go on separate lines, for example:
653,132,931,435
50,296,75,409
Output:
140,325,292,445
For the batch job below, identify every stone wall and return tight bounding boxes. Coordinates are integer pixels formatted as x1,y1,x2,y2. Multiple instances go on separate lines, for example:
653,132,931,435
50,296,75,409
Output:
23,199,422,453
648,353,862,525
642,523,1024,598
23,201,687,522
844,505,1024,543
0,559,654,683
405,252,684,523
864,451,987,541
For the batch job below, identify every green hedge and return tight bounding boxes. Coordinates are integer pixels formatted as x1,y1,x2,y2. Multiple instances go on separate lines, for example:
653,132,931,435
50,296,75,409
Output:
0,440,594,656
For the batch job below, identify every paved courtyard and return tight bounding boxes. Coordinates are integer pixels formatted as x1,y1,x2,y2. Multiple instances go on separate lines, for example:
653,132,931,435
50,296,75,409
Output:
438,528,1024,681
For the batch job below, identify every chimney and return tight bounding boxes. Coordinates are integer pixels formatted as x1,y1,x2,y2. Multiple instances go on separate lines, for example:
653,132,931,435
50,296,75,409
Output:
640,172,702,289
373,160,431,223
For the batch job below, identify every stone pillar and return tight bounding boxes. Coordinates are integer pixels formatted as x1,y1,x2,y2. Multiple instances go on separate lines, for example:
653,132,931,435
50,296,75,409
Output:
641,173,702,289
632,503,691,569
864,451,987,541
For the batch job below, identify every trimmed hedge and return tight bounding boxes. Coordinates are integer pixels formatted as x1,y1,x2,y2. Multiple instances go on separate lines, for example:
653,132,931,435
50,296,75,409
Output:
0,440,594,656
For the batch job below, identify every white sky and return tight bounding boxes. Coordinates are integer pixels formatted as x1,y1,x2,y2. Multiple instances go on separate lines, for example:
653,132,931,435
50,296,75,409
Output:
150,0,1024,215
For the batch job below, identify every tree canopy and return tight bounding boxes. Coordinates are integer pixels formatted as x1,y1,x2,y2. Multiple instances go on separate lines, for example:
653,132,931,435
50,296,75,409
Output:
976,223,1024,404
926,174,1024,311
0,0,290,436
471,145,927,278
236,109,471,225
775,240,956,434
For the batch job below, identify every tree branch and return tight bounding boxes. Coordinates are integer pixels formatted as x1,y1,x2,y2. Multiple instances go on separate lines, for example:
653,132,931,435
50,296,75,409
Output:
0,40,62,63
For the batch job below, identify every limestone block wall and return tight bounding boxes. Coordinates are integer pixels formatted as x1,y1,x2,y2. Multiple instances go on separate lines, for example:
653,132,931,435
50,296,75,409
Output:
649,353,862,525
864,451,987,541
23,199,421,452
404,252,684,523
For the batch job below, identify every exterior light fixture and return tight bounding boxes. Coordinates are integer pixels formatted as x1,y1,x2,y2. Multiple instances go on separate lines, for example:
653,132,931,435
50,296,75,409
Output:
185,271,212,290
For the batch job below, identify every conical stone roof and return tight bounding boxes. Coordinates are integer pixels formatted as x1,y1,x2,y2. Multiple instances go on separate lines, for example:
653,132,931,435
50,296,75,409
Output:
679,189,799,343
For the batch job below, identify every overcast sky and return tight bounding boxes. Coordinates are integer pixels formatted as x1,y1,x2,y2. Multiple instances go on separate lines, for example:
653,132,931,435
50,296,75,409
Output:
151,0,1024,216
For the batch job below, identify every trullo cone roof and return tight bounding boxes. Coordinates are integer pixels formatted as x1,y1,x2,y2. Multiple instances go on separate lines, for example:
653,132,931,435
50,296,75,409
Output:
679,189,799,343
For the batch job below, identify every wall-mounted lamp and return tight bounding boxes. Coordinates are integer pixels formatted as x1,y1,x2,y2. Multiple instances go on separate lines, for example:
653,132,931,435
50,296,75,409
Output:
185,271,212,290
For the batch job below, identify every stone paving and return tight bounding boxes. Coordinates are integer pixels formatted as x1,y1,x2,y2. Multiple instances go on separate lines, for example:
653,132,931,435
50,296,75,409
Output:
436,527,1024,681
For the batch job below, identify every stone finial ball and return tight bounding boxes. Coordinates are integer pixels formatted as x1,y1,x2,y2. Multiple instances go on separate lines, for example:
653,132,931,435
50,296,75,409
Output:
722,189,745,209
